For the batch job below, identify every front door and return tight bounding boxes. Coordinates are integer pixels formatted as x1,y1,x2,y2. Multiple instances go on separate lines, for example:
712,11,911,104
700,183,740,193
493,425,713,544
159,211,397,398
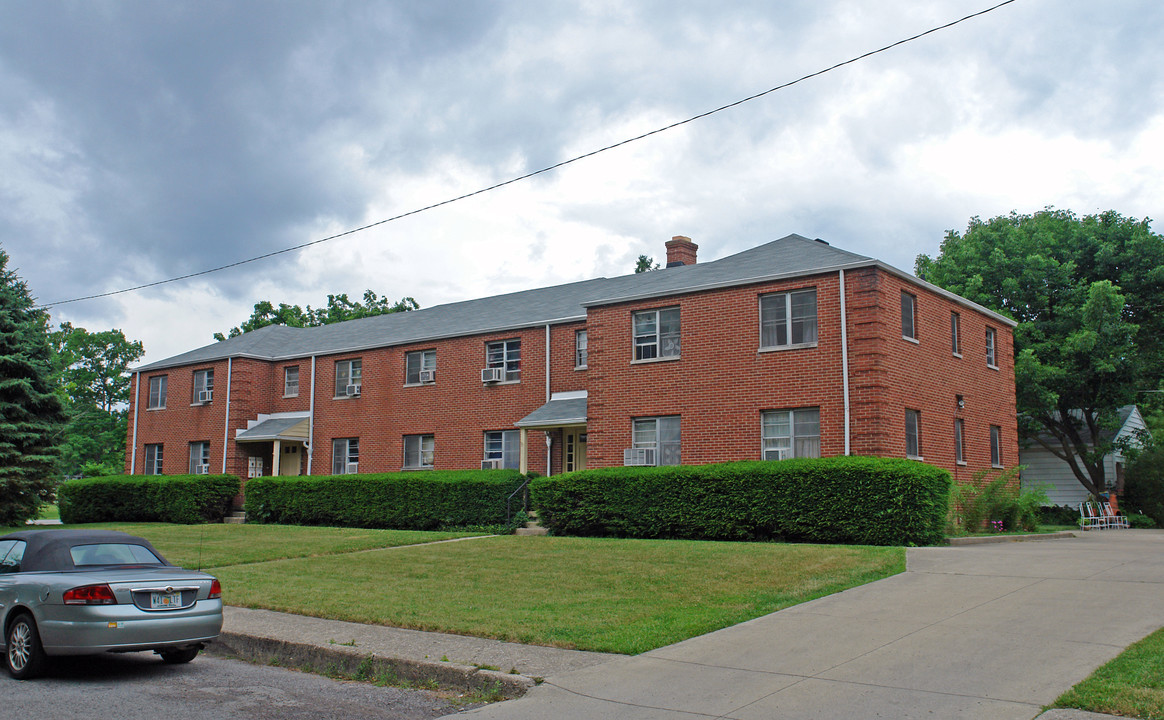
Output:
279,444,303,476
566,431,588,473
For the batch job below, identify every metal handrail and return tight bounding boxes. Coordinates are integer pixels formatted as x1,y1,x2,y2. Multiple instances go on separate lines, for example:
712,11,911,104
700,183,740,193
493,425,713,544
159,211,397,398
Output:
506,478,530,522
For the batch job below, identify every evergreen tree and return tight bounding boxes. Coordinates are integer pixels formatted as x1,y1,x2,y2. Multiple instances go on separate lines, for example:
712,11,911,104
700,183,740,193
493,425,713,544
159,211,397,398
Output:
0,248,66,525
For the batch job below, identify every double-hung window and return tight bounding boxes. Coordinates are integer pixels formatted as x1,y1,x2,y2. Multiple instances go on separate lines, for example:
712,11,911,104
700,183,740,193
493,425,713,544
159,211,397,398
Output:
284,366,299,397
335,359,362,397
144,444,164,475
403,434,434,469
633,307,680,361
630,416,681,466
406,350,437,385
189,441,211,474
148,376,168,409
760,289,818,349
484,430,520,469
902,291,918,341
905,409,922,459
193,369,214,404
951,312,962,356
955,418,966,464
990,425,1003,467
486,340,521,382
986,327,998,368
332,438,359,474
761,408,821,460
575,330,588,369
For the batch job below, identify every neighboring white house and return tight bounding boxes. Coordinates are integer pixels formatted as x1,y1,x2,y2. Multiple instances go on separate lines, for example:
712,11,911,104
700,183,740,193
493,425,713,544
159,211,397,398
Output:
1020,405,1151,507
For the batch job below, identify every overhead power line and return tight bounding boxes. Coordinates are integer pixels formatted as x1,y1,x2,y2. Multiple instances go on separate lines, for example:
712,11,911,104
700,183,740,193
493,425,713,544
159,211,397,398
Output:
40,0,1017,309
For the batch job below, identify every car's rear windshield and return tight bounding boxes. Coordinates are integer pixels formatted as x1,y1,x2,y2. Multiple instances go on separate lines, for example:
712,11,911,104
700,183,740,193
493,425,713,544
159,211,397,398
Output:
70,543,164,567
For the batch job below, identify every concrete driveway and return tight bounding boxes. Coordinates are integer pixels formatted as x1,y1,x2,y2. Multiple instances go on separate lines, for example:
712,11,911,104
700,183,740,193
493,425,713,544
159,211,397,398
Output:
451,530,1164,719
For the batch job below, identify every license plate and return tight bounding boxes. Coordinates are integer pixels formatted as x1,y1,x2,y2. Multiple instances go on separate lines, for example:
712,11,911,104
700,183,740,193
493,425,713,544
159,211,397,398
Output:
150,591,182,609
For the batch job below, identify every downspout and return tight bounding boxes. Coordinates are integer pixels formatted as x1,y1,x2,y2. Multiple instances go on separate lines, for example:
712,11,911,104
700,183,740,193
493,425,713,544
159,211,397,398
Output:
130,372,140,474
221,358,232,473
545,324,552,474
307,355,317,475
840,270,851,455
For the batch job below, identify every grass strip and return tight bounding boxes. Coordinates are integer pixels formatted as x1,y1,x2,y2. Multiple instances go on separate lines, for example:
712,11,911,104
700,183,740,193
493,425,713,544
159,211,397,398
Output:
1052,626,1164,719
214,535,903,655
55,522,480,568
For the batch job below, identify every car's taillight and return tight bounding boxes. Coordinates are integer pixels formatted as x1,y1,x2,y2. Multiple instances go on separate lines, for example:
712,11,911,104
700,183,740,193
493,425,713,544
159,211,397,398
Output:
63,584,117,605
209,579,222,599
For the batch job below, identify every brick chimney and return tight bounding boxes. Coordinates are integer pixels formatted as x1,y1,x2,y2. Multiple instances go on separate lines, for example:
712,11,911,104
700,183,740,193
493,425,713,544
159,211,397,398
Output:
665,235,698,267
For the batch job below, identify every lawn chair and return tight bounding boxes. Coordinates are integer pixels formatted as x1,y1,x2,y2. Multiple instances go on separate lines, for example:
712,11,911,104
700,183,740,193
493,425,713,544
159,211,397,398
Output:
1102,502,1129,529
1078,502,1108,530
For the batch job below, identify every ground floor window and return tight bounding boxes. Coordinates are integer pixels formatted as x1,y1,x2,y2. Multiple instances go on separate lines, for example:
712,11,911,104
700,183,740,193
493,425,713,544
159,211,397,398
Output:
906,409,922,459
189,441,210,474
403,434,435,469
761,408,820,460
990,425,1003,467
628,416,681,466
144,444,163,475
332,438,359,474
955,418,966,464
484,430,520,469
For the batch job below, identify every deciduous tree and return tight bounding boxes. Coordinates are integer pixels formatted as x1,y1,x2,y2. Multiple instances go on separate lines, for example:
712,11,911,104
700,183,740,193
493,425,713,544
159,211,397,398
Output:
214,290,418,341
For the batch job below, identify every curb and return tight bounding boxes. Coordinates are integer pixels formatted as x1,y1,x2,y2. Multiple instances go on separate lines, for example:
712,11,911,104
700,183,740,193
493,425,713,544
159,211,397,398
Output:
947,531,1077,546
209,631,537,699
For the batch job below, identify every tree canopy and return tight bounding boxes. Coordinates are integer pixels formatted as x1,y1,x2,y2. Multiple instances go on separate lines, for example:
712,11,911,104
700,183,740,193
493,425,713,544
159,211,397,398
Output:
916,209,1164,497
214,290,419,341
634,255,660,273
0,248,66,524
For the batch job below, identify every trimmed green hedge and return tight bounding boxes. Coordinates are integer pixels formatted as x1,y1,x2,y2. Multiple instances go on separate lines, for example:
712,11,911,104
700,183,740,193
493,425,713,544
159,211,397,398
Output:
58,474,240,524
531,457,951,546
243,470,527,530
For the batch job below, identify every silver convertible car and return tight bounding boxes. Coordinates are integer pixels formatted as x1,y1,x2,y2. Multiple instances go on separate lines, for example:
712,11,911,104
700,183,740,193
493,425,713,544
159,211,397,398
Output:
1,529,222,679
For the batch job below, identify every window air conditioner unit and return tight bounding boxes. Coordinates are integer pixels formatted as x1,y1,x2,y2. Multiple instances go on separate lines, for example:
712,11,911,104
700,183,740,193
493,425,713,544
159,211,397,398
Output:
346,463,359,475
623,448,656,466
481,367,505,384
345,384,361,396
195,464,210,475
763,448,789,462
418,369,436,383
196,390,212,403
481,459,502,470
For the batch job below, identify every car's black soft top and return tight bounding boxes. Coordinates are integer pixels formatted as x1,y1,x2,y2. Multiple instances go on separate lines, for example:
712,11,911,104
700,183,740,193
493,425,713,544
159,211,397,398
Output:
0,529,174,572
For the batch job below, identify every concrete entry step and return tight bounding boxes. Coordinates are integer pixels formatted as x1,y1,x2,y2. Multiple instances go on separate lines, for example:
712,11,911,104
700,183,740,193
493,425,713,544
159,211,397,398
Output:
224,511,247,524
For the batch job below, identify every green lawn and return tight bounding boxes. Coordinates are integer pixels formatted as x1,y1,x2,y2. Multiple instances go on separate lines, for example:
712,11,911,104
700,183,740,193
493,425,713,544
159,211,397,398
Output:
212,534,903,654
1053,626,1164,719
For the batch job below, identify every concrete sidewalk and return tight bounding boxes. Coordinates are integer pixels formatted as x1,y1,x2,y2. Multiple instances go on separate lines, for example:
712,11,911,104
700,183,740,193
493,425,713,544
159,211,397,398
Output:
447,530,1164,719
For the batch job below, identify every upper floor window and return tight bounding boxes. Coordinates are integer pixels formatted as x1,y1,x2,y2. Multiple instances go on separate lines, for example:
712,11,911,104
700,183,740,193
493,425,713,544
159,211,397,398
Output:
905,409,922,459
332,438,359,474
335,359,362,397
760,289,818,349
575,330,588,369
189,441,211,474
147,375,167,409
955,418,966,464
144,443,164,475
403,434,435,469
406,350,436,385
627,416,681,466
484,430,520,469
951,312,962,356
485,340,521,382
990,425,1003,467
284,366,299,397
633,307,680,361
986,327,998,368
902,291,918,341
761,408,821,460
193,369,214,404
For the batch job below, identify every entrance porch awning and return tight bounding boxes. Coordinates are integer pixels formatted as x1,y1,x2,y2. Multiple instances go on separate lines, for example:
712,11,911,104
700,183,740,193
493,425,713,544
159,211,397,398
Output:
515,396,587,429
236,417,309,443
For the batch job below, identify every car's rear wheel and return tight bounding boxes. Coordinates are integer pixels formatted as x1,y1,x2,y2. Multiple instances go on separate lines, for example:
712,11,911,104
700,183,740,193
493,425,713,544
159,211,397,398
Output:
6,613,47,680
159,647,200,664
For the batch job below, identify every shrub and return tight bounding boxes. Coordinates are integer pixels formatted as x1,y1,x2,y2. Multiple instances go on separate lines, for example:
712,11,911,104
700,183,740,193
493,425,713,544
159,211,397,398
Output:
1126,513,1155,529
1123,445,1164,527
531,457,950,546
58,474,240,524
1037,504,1080,526
243,470,527,530
948,468,1043,534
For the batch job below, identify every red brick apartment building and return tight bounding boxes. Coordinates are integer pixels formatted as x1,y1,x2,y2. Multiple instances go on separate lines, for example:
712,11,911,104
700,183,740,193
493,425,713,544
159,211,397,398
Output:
125,234,1017,493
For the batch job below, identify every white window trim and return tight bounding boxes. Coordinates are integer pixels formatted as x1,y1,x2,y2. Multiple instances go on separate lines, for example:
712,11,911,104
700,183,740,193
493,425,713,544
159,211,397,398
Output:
402,434,435,470
334,359,363,399
954,418,967,466
990,425,1003,468
632,307,681,363
147,375,167,410
951,312,962,358
760,408,822,459
485,340,521,383
759,289,819,351
901,291,918,342
284,366,300,398
986,327,999,370
905,409,923,460
575,330,588,370
404,350,437,386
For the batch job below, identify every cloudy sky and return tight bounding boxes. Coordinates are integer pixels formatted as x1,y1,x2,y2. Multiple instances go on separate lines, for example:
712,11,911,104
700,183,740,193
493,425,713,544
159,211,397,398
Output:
2,0,1161,364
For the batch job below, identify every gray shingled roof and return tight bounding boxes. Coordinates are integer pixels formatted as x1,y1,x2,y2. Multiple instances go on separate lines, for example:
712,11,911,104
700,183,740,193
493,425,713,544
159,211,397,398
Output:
515,397,588,428
236,417,309,442
136,233,1012,372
